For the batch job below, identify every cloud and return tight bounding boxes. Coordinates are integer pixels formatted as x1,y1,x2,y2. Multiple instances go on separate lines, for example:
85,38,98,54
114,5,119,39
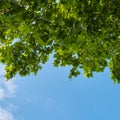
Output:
4,80,16,98
0,65,6,76
0,88,5,100
0,65,16,100
0,65,16,120
0,108,14,120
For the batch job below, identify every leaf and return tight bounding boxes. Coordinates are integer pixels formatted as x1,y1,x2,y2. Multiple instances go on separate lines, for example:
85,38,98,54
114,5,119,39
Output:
0,0,120,83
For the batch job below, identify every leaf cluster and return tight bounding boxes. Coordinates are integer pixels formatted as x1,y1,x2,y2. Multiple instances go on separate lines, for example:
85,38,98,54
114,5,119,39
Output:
0,0,120,83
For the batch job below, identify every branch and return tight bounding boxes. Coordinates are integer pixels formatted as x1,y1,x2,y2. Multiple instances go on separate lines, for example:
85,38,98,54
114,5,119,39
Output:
39,17,52,23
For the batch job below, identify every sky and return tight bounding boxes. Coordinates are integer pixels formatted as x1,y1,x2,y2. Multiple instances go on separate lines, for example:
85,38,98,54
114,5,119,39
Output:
0,57,120,120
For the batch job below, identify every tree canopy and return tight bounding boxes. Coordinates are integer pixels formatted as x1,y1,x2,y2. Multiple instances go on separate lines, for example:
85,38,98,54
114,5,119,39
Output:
0,0,120,83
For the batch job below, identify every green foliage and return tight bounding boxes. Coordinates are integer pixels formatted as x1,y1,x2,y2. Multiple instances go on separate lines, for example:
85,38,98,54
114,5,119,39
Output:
0,0,120,83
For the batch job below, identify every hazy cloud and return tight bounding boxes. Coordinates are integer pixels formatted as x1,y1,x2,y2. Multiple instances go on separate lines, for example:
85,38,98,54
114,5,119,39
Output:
0,65,16,100
0,108,14,120
0,88,5,100
4,80,16,98
0,65,16,120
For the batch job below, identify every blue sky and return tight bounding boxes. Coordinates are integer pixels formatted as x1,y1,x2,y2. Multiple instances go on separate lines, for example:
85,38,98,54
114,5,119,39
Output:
0,57,120,120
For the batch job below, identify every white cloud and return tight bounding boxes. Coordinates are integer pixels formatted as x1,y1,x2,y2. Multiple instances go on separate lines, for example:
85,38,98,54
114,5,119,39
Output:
0,88,5,100
4,80,16,98
0,65,17,120
0,65,16,100
0,108,14,120
0,65,6,76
